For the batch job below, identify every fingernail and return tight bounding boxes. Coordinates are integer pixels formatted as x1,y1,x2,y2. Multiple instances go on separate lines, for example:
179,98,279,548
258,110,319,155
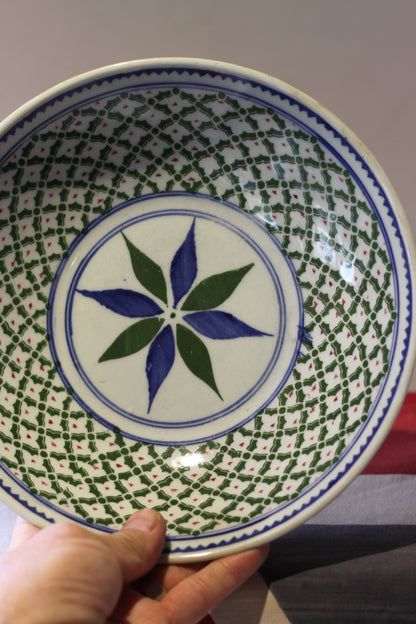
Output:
123,509,159,532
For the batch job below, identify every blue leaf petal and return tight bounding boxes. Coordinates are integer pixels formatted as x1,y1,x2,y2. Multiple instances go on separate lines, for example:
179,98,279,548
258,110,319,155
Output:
77,289,163,318
146,324,175,411
170,219,197,308
183,311,272,339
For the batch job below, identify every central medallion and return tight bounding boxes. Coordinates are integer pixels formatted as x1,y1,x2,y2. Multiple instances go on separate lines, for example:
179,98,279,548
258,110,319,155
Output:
49,194,303,444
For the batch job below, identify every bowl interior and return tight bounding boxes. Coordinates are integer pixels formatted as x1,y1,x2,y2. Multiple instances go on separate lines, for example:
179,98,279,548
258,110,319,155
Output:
0,60,413,560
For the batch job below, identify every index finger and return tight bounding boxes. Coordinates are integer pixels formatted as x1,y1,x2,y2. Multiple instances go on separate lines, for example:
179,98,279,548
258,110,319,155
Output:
160,545,270,624
7,517,40,551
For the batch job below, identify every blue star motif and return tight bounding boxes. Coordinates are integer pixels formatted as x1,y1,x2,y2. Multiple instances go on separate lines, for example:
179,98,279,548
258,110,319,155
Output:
78,218,272,412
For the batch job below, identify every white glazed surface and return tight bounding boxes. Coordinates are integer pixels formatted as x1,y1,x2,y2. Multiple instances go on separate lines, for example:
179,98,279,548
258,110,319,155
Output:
0,59,415,561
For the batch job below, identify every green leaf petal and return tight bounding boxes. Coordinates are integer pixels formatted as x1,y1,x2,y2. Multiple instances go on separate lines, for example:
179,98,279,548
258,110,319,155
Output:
99,317,164,363
122,232,168,304
181,263,254,311
176,323,222,399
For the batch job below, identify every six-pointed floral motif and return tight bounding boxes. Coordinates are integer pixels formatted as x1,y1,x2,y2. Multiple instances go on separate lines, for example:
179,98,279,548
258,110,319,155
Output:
78,218,272,412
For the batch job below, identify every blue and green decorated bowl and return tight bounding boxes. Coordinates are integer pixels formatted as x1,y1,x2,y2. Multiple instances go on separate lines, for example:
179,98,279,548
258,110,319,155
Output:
0,59,414,561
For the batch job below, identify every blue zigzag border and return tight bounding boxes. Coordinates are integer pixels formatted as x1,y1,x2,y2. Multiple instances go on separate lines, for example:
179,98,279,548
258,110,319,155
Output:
0,64,413,555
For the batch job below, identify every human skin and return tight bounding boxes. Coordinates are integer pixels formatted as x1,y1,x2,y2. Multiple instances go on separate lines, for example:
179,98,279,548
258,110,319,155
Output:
0,509,269,624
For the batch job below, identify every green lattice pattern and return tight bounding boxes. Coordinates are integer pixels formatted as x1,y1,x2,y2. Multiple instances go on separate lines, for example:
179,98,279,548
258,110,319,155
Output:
0,86,394,534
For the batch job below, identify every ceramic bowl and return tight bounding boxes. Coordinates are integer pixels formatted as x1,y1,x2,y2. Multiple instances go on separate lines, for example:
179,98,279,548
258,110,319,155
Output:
0,59,414,561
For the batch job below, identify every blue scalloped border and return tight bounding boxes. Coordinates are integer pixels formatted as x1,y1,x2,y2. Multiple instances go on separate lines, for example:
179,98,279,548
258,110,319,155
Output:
0,65,413,555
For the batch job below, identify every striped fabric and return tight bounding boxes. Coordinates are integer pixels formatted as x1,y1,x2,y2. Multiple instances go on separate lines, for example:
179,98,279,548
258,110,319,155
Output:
260,393,416,623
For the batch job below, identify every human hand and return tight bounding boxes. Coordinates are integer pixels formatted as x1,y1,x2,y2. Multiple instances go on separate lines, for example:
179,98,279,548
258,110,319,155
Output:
0,510,269,624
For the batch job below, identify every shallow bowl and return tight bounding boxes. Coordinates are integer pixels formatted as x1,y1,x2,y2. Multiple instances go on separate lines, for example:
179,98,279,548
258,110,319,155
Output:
0,58,415,561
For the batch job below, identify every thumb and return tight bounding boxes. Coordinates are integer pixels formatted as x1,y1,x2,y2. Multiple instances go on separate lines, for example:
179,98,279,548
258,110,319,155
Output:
103,509,166,583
